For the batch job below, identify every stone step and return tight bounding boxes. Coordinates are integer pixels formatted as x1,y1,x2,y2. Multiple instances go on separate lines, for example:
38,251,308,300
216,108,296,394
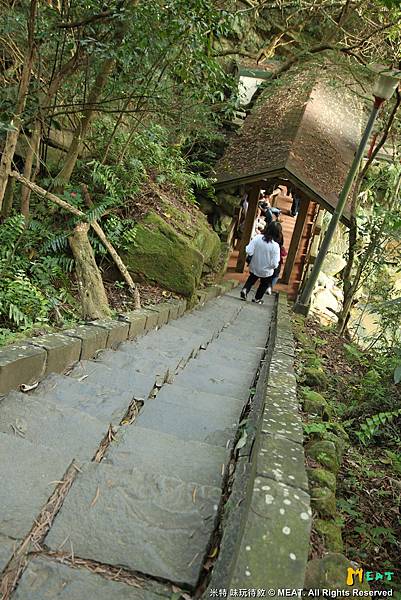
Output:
85,347,185,376
192,348,260,370
13,557,170,599
155,384,245,419
173,363,255,399
134,397,239,447
211,329,268,351
0,391,107,461
105,427,229,488
31,372,150,424
45,462,221,587
118,333,204,365
0,433,70,539
0,533,16,572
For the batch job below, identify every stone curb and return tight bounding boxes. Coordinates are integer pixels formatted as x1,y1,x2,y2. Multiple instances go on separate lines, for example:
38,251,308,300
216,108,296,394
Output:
0,280,238,395
204,293,311,596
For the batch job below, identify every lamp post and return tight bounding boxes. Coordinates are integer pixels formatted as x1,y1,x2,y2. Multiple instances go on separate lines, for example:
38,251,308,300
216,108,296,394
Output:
293,67,401,316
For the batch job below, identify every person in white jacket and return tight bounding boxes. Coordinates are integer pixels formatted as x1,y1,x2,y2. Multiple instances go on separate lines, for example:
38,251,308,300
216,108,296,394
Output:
240,222,280,304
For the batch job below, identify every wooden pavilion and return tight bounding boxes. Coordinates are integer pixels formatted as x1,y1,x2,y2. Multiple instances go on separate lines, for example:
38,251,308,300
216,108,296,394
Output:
214,68,364,299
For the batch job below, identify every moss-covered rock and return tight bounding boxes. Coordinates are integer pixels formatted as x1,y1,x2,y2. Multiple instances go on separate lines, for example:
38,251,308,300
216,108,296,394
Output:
214,192,239,216
123,212,204,296
301,389,331,419
315,519,343,552
305,553,370,593
306,440,339,473
192,222,221,270
312,431,348,462
303,367,328,390
307,467,336,492
310,486,337,517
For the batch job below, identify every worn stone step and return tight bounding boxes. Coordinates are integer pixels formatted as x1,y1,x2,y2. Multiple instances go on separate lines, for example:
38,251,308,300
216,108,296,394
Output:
135,398,239,447
211,329,268,351
173,363,255,399
0,533,16,572
45,462,221,587
13,557,170,600
192,349,260,370
85,347,183,376
0,433,70,539
31,372,150,424
118,327,207,361
0,391,107,461
155,384,245,419
105,427,229,487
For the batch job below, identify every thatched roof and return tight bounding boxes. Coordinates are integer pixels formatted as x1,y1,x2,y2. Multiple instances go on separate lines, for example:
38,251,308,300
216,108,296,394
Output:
214,69,364,222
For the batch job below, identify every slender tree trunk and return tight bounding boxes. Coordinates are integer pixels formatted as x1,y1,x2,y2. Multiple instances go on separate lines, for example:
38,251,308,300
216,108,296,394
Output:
21,121,41,219
0,0,37,211
56,58,115,185
1,178,15,218
20,49,83,219
69,222,111,319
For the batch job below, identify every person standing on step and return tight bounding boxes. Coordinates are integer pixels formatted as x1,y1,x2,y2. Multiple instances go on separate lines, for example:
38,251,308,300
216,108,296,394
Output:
240,222,280,304
270,221,287,291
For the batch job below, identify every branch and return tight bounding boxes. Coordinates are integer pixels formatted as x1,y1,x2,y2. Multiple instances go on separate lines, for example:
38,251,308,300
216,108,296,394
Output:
58,10,114,29
10,171,140,308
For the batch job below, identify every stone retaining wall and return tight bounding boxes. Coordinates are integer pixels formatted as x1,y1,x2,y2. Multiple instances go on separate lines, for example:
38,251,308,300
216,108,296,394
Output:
205,293,311,595
0,282,237,395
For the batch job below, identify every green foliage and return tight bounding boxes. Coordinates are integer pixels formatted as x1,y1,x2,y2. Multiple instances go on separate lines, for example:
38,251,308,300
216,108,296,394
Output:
0,215,77,333
355,409,401,446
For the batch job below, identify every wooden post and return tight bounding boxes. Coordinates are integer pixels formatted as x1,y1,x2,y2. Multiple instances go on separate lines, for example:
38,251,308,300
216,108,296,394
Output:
236,182,261,272
281,196,310,284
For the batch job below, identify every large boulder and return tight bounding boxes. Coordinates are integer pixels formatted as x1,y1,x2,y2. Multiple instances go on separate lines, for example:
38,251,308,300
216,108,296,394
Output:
123,212,204,296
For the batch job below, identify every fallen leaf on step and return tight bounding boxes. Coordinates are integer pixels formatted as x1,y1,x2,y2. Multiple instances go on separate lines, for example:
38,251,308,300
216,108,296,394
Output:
208,547,218,558
192,487,197,504
235,430,248,451
77,374,89,382
20,381,38,392
90,486,100,508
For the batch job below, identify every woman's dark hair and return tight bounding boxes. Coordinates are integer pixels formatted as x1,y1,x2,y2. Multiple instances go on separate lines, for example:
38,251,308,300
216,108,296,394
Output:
263,221,282,243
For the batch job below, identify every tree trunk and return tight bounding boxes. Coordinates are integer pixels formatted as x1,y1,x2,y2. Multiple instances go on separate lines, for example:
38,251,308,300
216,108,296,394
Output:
0,0,37,211
55,58,115,186
69,222,111,320
1,178,15,218
21,121,41,220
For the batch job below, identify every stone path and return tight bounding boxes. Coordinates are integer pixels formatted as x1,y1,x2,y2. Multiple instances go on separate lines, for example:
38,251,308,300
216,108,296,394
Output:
0,290,276,598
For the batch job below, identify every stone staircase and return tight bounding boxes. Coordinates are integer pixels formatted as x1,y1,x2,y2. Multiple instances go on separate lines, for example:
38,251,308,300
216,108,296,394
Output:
0,290,276,598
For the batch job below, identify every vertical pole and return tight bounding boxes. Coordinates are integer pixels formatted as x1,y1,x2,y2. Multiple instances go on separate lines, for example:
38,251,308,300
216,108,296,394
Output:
293,99,381,315
236,182,261,272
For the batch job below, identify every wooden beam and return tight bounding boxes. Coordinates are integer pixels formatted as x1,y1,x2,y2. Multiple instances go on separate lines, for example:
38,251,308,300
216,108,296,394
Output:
235,182,261,272
281,196,310,284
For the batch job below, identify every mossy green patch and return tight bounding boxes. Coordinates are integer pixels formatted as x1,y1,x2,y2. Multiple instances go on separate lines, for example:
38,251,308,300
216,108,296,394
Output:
303,367,328,390
310,486,337,517
307,467,336,492
306,440,339,473
123,212,203,296
315,519,343,552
